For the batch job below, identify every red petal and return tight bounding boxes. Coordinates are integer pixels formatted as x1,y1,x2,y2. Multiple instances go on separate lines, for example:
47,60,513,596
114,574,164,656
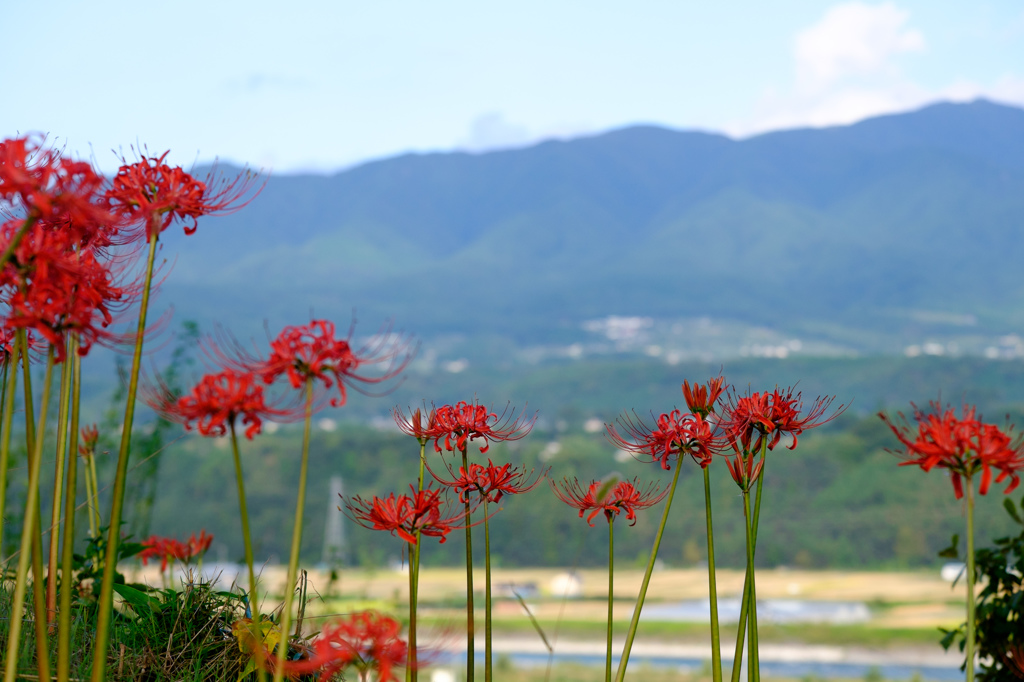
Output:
979,465,992,496
951,473,964,499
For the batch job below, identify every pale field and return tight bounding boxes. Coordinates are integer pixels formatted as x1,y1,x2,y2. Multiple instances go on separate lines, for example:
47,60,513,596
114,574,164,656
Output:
124,565,968,630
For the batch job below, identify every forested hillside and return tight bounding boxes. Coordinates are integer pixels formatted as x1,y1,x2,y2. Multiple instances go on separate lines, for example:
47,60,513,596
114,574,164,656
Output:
157,99,1024,350
128,414,1022,569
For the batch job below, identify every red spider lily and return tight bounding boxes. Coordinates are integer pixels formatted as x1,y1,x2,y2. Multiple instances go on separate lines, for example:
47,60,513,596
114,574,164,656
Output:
344,485,470,545
880,401,1024,499
0,135,115,235
393,405,442,445
723,449,766,489
0,233,130,361
719,387,842,490
0,327,46,367
682,376,726,418
0,327,14,362
723,386,843,453
0,211,148,361
426,458,544,504
78,424,99,458
429,401,535,454
0,324,44,361
551,476,667,526
35,214,120,254
607,409,720,470
211,319,413,410
138,536,185,572
139,531,214,572
185,530,214,559
145,368,290,440
105,151,261,242
277,610,409,682
608,479,670,524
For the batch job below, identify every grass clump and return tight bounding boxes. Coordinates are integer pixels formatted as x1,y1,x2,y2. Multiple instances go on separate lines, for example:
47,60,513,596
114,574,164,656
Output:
0,572,257,682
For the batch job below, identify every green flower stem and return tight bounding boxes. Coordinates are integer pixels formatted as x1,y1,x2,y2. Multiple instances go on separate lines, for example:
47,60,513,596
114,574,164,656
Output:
748,441,767,682
87,451,101,537
411,550,421,682
0,358,7,557
57,338,81,682
730,562,752,682
83,460,96,538
46,342,74,627
703,465,722,682
418,441,426,492
2,346,55,682
0,337,20,563
966,475,976,682
19,329,35,448
0,361,7,441
743,491,755,682
273,377,315,682
0,215,37,273
229,423,261,622
462,446,476,682
729,441,768,682
91,230,159,682
408,440,426,682
606,517,615,682
19,330,51,682
484,497,493,682
407,538,419,682
613,455,684,682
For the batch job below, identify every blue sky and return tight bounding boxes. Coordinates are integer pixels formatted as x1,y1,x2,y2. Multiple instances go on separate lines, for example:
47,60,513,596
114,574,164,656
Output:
2,1,1022,173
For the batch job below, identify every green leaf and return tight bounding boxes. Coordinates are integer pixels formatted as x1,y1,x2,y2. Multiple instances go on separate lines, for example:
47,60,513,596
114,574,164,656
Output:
939,534,960,559
112,583,161,618
117,541,146,561
1005,498,1023,525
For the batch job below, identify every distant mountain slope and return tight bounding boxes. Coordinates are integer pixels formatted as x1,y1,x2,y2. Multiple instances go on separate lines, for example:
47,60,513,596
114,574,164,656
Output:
161,99,1024,342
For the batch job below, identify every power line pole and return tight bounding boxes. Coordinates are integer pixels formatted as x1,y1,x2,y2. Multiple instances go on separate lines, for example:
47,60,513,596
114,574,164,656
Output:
322,476,346,566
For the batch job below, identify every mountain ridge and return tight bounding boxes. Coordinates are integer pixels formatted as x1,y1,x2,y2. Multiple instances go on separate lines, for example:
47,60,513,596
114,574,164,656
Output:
159,99,1024,348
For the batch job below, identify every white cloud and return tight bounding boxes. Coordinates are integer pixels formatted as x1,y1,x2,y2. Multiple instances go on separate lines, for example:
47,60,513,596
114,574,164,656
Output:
460,112,531,152
795,2,925,92
737,83,929,134
723,3,1024,138
458,112,592,153
939,75,1024,105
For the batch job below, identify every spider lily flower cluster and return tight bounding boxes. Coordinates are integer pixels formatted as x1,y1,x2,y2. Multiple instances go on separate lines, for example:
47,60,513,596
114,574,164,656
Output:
881,401,1024,499
550,476,667,527
344,486,471,544
581,377,844,682
145,317,414,682
138,531,214,574
425,458,544,505
0,132,436,682
145,367,291,440
279,610,410,682
347,401,537,682
880,402,1024,682
549,474,667,682
0,134,266,682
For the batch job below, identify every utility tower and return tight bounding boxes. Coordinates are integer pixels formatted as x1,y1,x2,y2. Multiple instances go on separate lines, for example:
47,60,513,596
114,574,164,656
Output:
321,476,347,566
